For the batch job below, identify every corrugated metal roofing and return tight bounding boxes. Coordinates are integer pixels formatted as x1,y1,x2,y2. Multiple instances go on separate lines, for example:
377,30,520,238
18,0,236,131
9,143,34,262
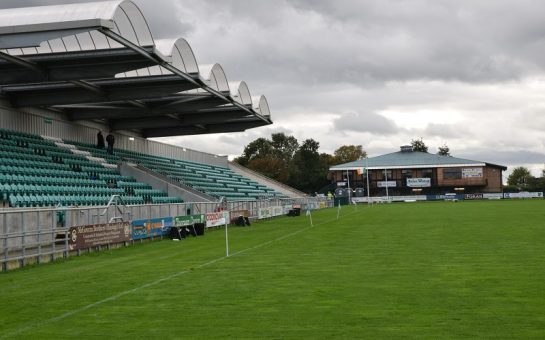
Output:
330,151,506,170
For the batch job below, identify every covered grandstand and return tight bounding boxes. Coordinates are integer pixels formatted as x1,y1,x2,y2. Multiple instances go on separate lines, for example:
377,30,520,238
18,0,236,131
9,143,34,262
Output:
0,0,271,137
0,1,317,271
0,0,305,209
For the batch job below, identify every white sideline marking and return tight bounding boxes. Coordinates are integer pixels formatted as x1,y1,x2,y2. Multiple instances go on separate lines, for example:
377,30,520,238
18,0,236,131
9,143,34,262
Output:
1,209,361,338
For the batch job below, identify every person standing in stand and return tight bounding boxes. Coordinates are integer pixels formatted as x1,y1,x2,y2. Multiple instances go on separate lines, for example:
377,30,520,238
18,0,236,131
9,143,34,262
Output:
106,133,115,154
96,131,105,149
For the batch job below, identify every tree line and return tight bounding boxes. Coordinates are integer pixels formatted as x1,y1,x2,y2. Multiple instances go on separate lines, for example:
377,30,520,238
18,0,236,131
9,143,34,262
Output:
234,133,366,193
506,167,545,192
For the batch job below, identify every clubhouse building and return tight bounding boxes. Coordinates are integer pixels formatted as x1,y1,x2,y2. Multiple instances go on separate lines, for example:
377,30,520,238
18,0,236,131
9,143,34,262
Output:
329,146,507,197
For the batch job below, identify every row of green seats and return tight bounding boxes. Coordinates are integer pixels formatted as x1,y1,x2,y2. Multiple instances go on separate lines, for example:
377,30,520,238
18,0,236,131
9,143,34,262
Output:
100,174,135,181
0,158,72,171
0,174,106,186
0,128,44,139
8,193,113,208
0,182,114,195
117,181,150,189
0,148,51,160
0,165,88,178
150,196,183,204
133,188,166,197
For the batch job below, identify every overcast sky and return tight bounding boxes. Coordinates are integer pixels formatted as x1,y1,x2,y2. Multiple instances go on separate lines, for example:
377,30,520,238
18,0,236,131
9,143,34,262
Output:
2,0,545,177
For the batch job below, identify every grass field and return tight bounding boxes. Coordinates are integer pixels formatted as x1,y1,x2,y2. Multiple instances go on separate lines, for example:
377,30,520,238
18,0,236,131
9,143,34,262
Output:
1,200,545,339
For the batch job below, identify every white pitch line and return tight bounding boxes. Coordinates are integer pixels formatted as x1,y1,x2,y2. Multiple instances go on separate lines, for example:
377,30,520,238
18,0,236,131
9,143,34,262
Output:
2,208,361,338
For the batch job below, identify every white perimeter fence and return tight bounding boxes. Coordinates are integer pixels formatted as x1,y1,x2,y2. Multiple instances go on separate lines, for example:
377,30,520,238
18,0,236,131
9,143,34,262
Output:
0,197,331,271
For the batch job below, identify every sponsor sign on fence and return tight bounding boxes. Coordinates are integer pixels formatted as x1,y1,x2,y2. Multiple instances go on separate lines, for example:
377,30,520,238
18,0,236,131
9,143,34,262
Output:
464,193,484,200
407,178,431,187
258,207,272,219
132,217,173,240
504,192,543,199
483,193,503,200
230,210,250,222
271,206,284,217
377,181,397,188
427,194,464,201
205,212,229,228
68,221,131,251
174,214,205,227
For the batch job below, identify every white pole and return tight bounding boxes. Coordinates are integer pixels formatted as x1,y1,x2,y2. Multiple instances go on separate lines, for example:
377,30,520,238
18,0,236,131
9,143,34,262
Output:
346,169,351,202
385,168,389,201
225,220,229,257
366,157,370,204
337,201,341,220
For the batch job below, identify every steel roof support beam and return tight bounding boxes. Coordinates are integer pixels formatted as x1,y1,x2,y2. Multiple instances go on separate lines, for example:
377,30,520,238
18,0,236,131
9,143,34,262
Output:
110,109,250,130
0,51,45,76
98,28,270,125
0,47,158,85
142,120,267,138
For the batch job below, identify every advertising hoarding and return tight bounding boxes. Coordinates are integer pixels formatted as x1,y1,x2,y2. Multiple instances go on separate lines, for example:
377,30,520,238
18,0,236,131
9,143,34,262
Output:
407,178,431,187
174,214,205,227
377,181,397,188
205,212,229,228
68,222,131,251
132,217,173,240
462,168,483,178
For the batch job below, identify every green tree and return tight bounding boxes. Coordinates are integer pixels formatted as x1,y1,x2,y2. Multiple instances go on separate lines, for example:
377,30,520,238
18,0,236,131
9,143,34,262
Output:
235,137,273,166
290,139,326,193
411,138,428,153
507,166,533,189
437,144,450,156
333,145,367,164
270,133,299,160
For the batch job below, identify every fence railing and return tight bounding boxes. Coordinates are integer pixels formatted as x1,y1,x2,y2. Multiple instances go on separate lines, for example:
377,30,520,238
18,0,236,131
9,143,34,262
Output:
0,197,329,271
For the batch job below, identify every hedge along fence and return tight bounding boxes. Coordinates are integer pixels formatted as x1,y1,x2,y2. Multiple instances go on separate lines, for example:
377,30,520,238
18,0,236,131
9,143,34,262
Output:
0,197,329,271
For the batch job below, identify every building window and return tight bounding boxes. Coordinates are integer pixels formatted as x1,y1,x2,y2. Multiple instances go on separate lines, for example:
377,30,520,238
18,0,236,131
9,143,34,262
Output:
421,169,432,178
401,169,413,178
443,168,462,179
381,170,393,180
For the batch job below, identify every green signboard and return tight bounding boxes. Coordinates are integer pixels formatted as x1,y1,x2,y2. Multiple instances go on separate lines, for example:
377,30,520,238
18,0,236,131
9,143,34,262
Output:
174,214,205,227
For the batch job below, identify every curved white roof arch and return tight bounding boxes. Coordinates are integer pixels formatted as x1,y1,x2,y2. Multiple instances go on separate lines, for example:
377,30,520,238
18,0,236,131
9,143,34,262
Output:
0,0,154,53
229,81,252,106
199,63,230,94
155,38,199,76
253,95,271,117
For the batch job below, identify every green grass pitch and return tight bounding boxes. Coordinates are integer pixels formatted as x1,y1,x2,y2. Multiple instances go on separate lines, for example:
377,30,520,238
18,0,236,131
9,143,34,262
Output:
1,200,545,339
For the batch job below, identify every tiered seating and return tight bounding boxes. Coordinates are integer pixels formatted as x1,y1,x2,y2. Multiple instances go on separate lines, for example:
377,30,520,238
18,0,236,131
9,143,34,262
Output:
0,129,182,208
65,139,286,201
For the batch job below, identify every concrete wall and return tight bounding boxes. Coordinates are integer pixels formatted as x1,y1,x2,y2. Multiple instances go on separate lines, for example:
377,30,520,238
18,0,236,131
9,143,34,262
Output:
118,163,217,203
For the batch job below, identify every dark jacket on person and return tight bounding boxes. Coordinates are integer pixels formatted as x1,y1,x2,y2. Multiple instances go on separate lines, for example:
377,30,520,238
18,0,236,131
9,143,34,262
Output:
97,132,105,149
106,134,115,146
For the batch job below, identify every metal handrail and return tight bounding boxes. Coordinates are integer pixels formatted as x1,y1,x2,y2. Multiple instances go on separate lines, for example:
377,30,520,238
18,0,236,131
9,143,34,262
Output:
101,194,131,223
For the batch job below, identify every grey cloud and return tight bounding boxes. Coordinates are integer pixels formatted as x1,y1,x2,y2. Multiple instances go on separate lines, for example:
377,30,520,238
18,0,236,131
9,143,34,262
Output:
457,149,545,167
333,112,399,135
5,0,545,86
423,123,467,139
